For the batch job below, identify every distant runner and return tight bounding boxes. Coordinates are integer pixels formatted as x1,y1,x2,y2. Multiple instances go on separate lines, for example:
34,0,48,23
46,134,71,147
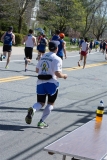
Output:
0,26,15,69
78,38,89,69
99,40,103,52
36,34,48,60
51,30,60,41
89,40,93,53
57,33,67,60
22,29,36,72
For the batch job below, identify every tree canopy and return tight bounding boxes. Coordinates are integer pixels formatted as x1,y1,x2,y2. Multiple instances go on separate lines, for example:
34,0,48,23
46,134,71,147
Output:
37,0,85,33
36,0,107,39
0,0,107,39
0,0,35,33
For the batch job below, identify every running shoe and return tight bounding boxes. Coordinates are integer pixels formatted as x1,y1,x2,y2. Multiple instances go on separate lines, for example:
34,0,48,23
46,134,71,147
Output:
37,121,49,129
25,69,27,72
78,62,80,67
5,66,9,69
3,55,6,59
25,107,34,124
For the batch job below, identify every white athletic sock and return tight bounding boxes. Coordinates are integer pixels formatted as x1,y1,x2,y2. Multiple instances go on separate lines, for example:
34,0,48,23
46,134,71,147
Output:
32,102,42,112
41,104,53,122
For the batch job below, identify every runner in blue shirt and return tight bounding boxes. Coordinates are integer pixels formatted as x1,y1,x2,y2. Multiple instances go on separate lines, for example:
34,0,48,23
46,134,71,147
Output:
37,34,48,60
57,33,67,60
51,30,60,41
0,26,15,68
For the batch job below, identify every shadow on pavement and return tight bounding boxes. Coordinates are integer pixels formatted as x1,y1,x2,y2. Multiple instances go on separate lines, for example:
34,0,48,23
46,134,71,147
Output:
0,91,107,159
5,113,95,160
0,124,35,131
0,69,23,73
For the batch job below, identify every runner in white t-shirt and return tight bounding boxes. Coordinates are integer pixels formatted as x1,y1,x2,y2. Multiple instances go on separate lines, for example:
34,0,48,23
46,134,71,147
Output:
25,41,67,128
78,38,89,69
22,29,36,71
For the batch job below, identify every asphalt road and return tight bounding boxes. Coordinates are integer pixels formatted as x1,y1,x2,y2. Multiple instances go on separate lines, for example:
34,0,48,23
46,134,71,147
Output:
0,46,107,160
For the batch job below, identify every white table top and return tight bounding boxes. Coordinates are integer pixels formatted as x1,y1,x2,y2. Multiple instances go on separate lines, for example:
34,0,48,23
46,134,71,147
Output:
44,115,107,160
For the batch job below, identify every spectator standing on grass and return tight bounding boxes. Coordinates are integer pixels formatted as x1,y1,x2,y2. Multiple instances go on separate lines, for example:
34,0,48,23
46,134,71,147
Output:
99,40,103,52
77,39,80,46
104,40,107,60
89,40,93,53
95,40,99,52
0,26,15,69
79,37,84,54
102,40,106,55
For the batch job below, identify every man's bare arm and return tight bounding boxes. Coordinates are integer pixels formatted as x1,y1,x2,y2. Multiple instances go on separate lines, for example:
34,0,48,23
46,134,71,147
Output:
12,34,15,44
55,71,67,79
33,37,37,46
36,68,39,73
62,41,67,58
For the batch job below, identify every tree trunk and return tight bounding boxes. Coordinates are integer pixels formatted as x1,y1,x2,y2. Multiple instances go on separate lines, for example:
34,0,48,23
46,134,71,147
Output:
18,16,23,33
96,35,100,41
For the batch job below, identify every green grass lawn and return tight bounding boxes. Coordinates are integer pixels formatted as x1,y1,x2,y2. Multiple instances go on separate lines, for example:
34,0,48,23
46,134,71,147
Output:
66,42,79,51
64,36,79,51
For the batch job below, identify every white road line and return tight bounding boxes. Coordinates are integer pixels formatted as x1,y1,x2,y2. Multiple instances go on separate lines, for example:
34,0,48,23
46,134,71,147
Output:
0,59,38,62
0,51,102,63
